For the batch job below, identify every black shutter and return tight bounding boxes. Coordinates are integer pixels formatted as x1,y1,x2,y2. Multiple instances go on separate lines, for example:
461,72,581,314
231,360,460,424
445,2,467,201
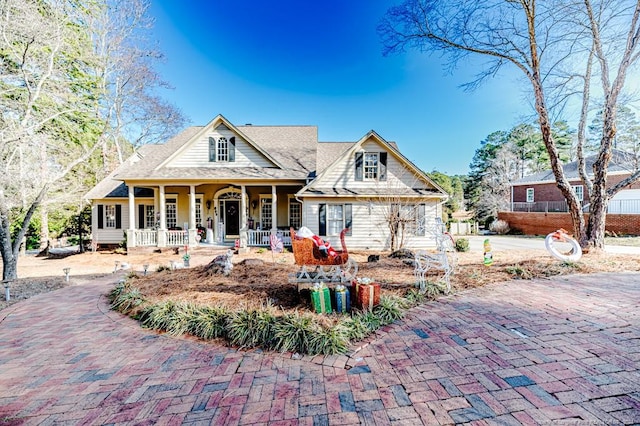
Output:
97,204,104,229
355,152,363,181
344,204,352,236
229,137,236,162
138,205,144,229
115,205,122,229
379,152,387,181
209,137,216,162
318,203,326,236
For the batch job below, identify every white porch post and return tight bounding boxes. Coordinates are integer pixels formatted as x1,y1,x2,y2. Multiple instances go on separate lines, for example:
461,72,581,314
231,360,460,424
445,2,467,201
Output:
158,185,167,247
189,185,196,246
271,185,277,234
239,185,248,251
127,184,136,248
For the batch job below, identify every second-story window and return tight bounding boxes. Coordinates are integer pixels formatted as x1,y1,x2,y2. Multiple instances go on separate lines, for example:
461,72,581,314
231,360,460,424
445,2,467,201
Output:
209,136,236,162
217,137,228,161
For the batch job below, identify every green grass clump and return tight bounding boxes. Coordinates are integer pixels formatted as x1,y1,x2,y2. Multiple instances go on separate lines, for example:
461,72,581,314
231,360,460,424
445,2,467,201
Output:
308,322,349,355
187,305,229,340
109,281,145,315
227,306,277,349
139,300,189,335
273,311,315,353
373,295,406,325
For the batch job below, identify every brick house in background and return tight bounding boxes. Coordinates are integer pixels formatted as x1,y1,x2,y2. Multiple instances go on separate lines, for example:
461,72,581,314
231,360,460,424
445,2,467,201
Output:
499,151,640,235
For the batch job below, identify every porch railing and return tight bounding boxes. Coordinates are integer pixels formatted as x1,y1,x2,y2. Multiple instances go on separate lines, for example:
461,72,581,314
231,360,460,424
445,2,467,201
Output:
166,230,186,246
134,230,157,246
511,199,640,214
247,229,291,246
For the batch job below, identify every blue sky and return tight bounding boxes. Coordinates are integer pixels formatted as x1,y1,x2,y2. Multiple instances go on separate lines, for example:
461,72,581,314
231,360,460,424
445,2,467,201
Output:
149,1,533,176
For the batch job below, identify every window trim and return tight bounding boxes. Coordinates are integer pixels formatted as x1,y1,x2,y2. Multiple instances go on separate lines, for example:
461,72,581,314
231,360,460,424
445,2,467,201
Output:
166,195,178,229
572,185,584,201
260,195,273,230
105,205,117,229
363,152,379,180
526,188,535,203
288,197,302,229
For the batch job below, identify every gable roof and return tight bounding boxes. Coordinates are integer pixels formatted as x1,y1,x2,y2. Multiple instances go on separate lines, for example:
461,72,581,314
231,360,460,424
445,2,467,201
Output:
297,130,448,198
110,115,317,182
513,150,639,185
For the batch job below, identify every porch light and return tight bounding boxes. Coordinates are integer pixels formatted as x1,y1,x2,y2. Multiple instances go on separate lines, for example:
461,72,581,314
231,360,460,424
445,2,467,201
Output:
63,267,71,282
206,200,212,210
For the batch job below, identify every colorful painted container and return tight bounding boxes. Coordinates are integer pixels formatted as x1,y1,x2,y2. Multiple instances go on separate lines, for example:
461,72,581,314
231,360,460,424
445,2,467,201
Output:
310,283,332,314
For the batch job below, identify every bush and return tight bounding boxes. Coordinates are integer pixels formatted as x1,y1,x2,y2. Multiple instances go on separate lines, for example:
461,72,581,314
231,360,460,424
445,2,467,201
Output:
489,219,510,235
455,238,469,252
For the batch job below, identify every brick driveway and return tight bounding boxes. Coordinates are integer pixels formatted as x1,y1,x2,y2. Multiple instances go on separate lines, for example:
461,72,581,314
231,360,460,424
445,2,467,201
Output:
0,273,639,425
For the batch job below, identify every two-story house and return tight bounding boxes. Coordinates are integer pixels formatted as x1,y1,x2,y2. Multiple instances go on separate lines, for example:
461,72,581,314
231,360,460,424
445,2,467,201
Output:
85,114,449,251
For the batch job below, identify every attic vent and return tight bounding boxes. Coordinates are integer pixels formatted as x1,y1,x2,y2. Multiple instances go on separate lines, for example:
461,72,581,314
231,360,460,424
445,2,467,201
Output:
245,123,252,126
215,124,229,131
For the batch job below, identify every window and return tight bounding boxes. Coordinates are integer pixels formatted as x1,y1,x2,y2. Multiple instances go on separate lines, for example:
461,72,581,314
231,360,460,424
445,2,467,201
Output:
166,198,177,228
364,153,379,180
319,203,352,236
195,199,203,227
573,185,584,201
289,200,301,229
526,188,535,203
145,205,155,228
217,137,228,161
327,205,344,235
260,197,272,230
208,136,236,162
98,204,121,229
355,152,387,181
105,205,116,228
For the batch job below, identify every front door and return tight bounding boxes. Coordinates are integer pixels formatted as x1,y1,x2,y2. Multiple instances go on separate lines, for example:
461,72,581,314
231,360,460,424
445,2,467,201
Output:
224,200,240,237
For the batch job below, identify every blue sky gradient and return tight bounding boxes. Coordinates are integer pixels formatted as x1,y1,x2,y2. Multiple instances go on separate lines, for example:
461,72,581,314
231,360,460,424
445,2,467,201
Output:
149,1,533,175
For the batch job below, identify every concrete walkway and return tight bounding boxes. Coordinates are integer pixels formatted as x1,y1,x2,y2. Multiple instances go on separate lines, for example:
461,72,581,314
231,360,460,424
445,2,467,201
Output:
0,273,639,425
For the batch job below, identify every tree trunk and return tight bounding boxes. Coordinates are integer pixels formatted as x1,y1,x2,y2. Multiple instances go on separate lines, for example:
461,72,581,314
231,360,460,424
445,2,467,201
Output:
0,220,18,281
39,205,49,253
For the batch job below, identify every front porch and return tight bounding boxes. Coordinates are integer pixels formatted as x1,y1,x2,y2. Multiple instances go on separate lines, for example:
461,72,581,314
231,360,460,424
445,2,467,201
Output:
113,181,302,250
128,228,292,248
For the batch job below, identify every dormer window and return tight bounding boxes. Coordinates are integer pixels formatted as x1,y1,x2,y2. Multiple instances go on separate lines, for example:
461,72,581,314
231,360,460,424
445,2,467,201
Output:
217,137,229,161
355,151,387,181
209,136,236,162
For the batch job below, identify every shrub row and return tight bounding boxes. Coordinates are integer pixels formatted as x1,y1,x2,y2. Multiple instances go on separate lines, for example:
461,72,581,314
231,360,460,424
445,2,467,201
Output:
108,281,443,355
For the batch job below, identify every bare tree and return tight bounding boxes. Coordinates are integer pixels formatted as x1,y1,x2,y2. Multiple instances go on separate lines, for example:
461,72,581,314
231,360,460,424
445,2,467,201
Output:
379,0,640,251
0,0,184,280
476,146,519,221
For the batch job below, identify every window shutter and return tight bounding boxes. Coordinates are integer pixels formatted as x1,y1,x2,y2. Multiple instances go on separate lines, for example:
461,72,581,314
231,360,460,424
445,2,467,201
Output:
97,204,104,229
209,137,216,162
115,205,122,229
229,137,236,162
318,203,326,236
138,205,144,229
354,152,363,181
379,152,387,181
344,204,352,236
418,204,426,236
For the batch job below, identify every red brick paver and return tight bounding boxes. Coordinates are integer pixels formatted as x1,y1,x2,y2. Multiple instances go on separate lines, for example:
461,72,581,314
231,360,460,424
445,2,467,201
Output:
1,272,639,424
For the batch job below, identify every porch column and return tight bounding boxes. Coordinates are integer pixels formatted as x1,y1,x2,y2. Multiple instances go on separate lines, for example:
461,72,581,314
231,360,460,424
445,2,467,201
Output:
127,184,136,248
239,185,248,251
188,185,196,246
271,185,277,234
158,185,167,247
